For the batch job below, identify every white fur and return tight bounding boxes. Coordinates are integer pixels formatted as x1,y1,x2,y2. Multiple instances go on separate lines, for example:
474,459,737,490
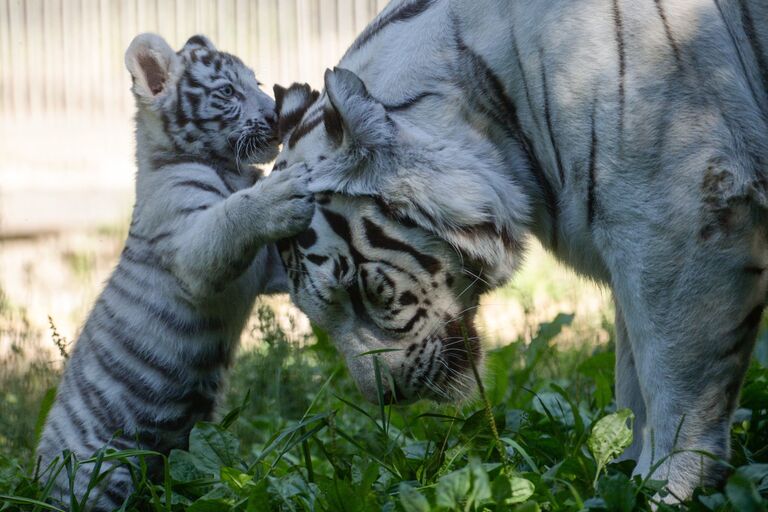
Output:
276,0,768,500
37,33,313,510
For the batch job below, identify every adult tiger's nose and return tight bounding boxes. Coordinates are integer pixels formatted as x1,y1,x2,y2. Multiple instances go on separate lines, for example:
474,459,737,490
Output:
381,380,411,405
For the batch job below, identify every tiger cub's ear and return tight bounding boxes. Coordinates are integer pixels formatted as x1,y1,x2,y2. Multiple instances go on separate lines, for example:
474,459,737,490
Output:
125,33,181,99
274,82,320,141
180,34,217,54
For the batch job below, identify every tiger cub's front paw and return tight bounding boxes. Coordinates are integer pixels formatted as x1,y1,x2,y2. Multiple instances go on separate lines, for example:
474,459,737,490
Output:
255,163,315,240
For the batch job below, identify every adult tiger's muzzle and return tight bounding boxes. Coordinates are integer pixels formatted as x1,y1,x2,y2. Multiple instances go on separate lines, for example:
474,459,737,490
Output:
336,314,482,406
275,194,489,406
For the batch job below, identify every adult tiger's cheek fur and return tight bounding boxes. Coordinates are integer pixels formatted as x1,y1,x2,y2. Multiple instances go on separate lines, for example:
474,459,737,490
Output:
393,314,484,403
330,319,482,405
274,193,488,405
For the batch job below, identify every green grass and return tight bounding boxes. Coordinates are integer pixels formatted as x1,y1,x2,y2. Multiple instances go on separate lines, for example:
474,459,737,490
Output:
0,291,60,461
0,298,767,511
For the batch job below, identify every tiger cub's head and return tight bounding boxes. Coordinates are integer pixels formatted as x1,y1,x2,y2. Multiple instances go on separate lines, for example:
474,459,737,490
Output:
125,33,278,167
272,80,526,404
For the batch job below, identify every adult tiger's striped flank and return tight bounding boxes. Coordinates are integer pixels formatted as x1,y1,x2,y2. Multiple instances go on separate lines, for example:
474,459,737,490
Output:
36,34,314,511
272,0,768,503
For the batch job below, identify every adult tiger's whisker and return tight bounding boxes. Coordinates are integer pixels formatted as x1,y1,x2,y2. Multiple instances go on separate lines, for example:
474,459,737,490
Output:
461,267,492,289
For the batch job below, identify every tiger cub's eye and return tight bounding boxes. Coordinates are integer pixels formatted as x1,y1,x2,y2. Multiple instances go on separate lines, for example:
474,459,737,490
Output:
218,85,235,98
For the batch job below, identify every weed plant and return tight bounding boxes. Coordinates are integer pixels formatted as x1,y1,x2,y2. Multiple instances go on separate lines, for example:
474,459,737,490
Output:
0,301,766,511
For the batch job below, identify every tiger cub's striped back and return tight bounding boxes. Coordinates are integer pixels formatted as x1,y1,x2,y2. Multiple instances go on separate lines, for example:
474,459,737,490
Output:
37,33,314,511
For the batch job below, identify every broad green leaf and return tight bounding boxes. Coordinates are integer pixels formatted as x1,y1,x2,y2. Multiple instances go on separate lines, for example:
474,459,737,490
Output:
316,474,374,511
514,502,541,512
588,409,634,485
220,466,251,492
577,351,615,379
485,344,516,403
268,473,313,502
508,476,535,504
735,463,768,491
536,313,575,344
492,473,511,505
187,498,234,512
725,472,766,512
593,373,614,410
597,472,635,512
168,449,207,483
492,473,535,505
246,480,271,512
188,422,240,476
578,351,616,410
436,467,470,508
459,407,506,447
698,493,728,510
467,458,492,506
399,482,430,512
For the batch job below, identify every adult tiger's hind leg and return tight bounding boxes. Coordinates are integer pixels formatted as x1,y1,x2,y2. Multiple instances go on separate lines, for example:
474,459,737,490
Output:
614,305,646,463
609,202,767,500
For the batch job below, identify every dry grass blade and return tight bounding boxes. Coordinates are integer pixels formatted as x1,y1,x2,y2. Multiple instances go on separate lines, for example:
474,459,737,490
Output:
460,322,510,474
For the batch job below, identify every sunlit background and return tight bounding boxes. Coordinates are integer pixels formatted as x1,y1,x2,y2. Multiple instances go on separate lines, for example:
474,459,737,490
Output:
2,6,767,509
0,0,611,363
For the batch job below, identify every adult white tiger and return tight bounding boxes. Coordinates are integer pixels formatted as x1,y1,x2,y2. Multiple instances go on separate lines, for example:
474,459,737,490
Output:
37,34,313,510
273,0,768,500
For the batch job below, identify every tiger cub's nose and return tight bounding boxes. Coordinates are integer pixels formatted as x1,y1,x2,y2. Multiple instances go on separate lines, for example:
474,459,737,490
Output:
265,111,278,131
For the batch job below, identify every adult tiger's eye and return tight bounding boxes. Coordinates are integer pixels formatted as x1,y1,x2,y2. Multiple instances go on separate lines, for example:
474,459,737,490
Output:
358,263,395,307
218,85,234,97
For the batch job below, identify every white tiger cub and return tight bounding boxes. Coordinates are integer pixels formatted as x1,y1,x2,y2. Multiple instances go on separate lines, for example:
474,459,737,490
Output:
36,33,314,510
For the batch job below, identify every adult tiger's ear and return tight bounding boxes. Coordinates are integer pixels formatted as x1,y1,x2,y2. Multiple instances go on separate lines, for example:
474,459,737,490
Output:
323,67,394,150
274,82,319,141
125,33,181,100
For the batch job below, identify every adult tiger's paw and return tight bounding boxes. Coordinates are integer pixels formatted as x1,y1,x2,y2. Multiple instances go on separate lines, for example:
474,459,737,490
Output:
255,163,315,240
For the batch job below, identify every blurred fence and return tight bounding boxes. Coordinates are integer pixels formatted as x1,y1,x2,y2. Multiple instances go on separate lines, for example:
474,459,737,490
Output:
0,0,387,236
0,0,387,120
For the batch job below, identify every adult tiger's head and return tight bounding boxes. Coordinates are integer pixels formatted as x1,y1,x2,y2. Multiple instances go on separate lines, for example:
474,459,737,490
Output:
125,33,278,166
273,70,529,404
